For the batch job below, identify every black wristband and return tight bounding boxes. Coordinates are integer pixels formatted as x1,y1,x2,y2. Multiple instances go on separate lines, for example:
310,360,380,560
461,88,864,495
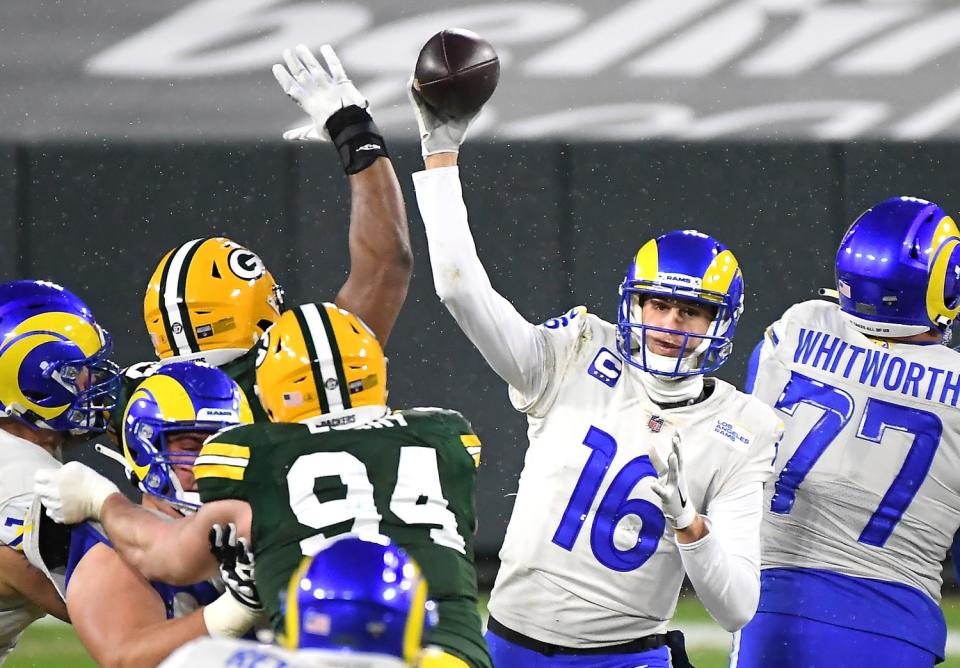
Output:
325,105,389,175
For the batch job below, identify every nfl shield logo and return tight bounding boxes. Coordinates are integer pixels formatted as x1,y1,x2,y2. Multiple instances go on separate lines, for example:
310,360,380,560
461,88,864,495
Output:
648,415,664,433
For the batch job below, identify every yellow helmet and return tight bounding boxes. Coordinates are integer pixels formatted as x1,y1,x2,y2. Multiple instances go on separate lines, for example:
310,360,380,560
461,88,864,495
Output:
144,238,284,362
255,303,386,423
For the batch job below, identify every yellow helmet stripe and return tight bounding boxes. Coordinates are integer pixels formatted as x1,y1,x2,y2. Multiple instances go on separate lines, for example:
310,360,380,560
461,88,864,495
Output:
282,556,314,650
632,239,659,282
158,238,204,356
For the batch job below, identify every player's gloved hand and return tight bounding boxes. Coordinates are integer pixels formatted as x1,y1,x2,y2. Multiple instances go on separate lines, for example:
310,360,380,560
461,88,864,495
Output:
282,123,323,143
408,77,480,157
650,433,697,531
209,522,262,612
273,44,389,174
33,462,120,524
272,44,367,141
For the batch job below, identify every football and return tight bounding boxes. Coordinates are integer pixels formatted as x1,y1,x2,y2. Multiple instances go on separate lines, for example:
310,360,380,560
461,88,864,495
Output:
413,29,500,118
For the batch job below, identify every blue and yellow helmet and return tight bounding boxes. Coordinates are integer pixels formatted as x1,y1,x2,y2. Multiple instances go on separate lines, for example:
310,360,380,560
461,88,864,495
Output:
122,361,252,512
0,280,119,434
836,196,960,341
282,534,435,665
617,230,744,376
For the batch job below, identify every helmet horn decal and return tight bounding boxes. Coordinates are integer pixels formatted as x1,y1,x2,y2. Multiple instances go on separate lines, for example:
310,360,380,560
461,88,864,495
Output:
158,239,203,357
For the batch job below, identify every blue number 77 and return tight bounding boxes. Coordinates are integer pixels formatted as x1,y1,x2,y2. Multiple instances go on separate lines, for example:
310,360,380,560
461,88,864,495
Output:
771,371,942,548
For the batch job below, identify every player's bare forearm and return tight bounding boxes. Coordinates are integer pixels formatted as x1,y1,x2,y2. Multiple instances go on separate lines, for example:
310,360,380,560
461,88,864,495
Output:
0,546,68,621
112,611,207,668
68,543,207,668
99,495,215,584
675,514,709,544
425,153,458,169
335,156,412,346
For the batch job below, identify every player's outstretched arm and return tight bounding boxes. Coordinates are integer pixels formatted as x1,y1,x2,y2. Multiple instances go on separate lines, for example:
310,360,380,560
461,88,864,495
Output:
0,545,69,622
335,155,412,346
67,543,209,668
33,462,231,584
409,86,548,396
273,44,412,345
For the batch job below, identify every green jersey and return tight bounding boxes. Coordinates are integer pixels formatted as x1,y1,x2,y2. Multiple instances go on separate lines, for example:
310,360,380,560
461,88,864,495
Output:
107,347,267,441
195,408,490,668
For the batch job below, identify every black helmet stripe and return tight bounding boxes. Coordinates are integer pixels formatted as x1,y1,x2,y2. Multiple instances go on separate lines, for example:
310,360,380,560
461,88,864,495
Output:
159,238,203,356
293,306,330,415
298,303,351,413
315,302,351,409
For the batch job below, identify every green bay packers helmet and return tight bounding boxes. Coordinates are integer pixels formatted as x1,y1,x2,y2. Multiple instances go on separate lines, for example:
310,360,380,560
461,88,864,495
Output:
254,303,386,423
144,238,284,363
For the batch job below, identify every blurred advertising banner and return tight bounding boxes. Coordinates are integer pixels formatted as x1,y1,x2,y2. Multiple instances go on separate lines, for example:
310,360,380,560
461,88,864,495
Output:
5,0,960,140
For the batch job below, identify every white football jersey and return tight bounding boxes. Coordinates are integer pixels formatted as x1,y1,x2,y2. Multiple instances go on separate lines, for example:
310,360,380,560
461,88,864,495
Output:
754,299,960,601
0,430,60,663
487,308,781,646
159,637,405,668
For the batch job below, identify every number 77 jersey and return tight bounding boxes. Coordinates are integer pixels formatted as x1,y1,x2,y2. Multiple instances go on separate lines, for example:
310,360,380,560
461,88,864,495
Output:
194,408,491,668
754,299,960,605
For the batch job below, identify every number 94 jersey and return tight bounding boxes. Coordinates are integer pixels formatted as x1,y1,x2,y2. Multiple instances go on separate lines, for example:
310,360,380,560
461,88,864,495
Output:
753,299,960,601
195,407,491,668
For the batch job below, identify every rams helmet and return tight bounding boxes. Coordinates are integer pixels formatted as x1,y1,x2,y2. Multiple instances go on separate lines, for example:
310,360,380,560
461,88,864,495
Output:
282,534,435,664
836,196,960,341
144,238,284,364
122,361,252,511
617,230,744,376
0,280,119,433
254,303,386,424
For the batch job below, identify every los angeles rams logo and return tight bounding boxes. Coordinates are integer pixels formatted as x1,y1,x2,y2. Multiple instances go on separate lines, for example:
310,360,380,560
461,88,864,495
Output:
227,248,265,281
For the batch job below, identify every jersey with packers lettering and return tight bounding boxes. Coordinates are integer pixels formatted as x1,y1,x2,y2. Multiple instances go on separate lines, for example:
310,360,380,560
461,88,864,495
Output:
195,408,490,668
106,346,266,441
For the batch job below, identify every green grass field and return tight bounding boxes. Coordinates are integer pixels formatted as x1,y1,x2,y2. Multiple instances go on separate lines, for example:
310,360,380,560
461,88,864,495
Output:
8,595,960,667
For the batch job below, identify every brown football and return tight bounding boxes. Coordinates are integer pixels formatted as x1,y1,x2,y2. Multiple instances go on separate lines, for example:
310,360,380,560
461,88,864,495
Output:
414,29,500,118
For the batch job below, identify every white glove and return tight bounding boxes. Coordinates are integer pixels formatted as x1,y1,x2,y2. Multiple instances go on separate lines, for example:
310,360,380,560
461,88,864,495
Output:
407,77,479,157
282,123,323,143
650,433,697,531
272,44,367,142
33,462,120,524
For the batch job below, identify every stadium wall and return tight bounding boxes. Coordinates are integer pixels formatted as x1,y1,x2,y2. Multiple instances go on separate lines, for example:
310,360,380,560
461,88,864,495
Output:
3,138,951,561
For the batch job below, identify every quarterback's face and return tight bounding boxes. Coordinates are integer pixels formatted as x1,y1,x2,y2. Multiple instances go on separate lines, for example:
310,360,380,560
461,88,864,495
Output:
641,297,714,357
166,432,207,492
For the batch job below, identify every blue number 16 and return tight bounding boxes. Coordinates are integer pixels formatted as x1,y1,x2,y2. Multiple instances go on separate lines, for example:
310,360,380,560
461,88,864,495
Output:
552,426,665,572
772,371,943,547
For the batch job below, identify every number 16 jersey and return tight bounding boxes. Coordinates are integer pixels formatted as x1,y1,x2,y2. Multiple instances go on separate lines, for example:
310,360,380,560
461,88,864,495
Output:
488,308,781,646
195,408,491,668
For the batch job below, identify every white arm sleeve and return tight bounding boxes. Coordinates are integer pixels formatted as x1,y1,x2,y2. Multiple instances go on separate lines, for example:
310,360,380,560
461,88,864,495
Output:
677,481,764,632
413,167,548,399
